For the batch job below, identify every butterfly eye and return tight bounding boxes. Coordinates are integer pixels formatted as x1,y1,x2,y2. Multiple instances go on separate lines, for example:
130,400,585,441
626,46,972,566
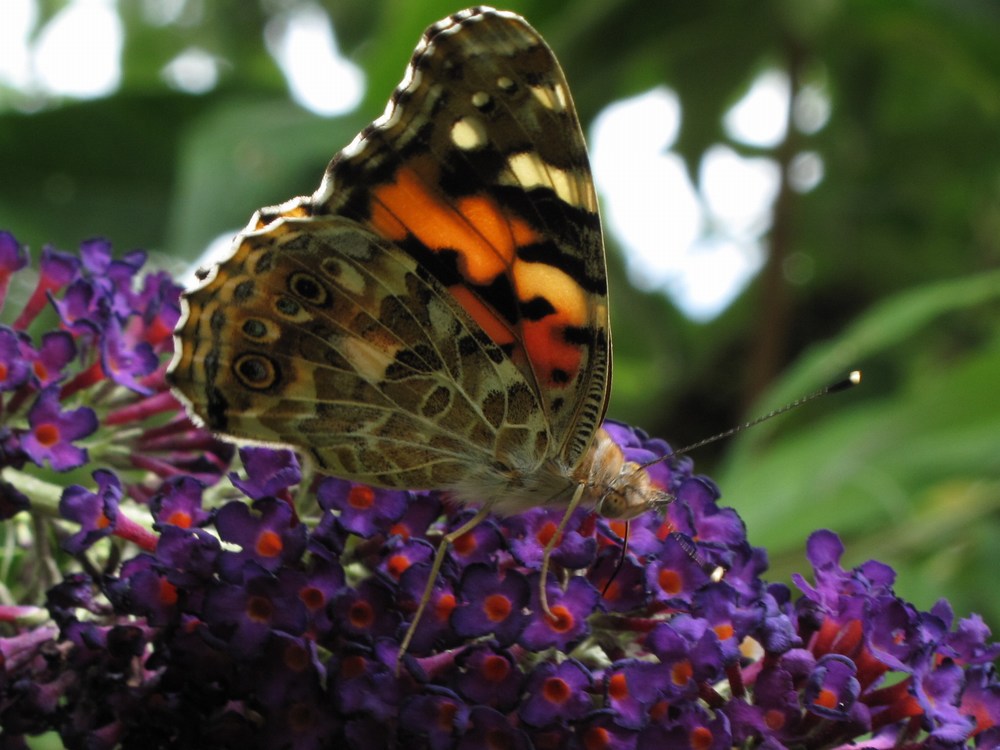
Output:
597,489,628,519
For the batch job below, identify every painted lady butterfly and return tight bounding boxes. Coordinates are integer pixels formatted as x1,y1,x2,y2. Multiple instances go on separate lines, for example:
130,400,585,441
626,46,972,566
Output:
168,6,672,657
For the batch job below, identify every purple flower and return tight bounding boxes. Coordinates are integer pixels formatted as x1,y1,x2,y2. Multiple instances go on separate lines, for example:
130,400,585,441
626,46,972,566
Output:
604,659,672,729
11,245,78,330
214,498,307,576
59,469,121,553
453,644,523,711
98,316,158,394
0,478,31,519
149,475,211,529
399,686,469,749
451,564,530,646
317,475,408,537
505,507,597,570
202,564,308,657
519,658,593,727
457,706,531,750
0,327,30,392
231,446,301,500
0,230,28,304
22,387,97,470
19,331,76,388
397,561,460,653
520,574,599,651
577,711,639,750
332,646,400,721
331,578,401,642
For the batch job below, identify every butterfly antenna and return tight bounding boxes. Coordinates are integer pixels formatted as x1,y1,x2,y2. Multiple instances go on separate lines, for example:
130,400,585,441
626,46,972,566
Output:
640,370,861,470
669,530,725,581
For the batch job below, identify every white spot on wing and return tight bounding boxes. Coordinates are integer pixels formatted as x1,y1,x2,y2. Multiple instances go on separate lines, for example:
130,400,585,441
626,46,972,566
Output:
530,84,566,112
451,116,487,150
506,152,595,211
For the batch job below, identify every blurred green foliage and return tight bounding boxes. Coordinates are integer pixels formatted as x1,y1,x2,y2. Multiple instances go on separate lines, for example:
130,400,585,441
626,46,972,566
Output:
2,0,999,630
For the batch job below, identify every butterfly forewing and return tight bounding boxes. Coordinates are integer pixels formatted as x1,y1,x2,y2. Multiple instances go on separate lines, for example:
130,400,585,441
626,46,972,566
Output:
312,8,611,468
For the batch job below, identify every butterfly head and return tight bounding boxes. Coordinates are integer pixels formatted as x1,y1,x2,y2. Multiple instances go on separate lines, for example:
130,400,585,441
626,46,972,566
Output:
594,460,673,520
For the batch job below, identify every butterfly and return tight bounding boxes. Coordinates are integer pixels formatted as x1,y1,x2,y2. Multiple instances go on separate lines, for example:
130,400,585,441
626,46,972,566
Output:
167,6,673,660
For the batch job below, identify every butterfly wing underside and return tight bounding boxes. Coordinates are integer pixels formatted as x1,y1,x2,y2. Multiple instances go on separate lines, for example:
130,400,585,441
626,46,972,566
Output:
169,215,550,489
169,7,610,488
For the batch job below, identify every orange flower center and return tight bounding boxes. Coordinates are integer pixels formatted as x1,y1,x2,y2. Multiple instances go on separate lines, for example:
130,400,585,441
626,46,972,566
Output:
583,726,610,750
546,605,574,633
246,595,273,623
434,593,457,622
608,672,628,701
347,485,375,510
348,600,374,628
483,593,512,622
542,677,570,705
255,529,283,558
158,579,178,605
166,510,192,528
671,659,693,686
452,531,476,556
386,554,410,579
658,568,682,595
299,585,325,611
482,655,510,682
34,423,60,447
689,726,713,750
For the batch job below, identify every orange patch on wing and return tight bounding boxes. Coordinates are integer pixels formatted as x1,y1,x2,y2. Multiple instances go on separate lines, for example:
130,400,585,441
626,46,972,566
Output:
523,316,583,387
370,165,540,287
370,163,555,355
515,261,589,388
449,286,514,347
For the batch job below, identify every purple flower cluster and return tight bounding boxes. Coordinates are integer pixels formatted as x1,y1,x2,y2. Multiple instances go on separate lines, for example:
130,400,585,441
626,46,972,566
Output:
1,231,999,749
0,231,232,505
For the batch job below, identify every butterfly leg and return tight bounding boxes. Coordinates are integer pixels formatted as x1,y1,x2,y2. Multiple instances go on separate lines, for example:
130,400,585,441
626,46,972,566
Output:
538,481,587,618
397,502,495,670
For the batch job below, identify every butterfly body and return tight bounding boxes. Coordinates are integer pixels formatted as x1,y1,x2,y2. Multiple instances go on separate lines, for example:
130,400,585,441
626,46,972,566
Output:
168,6,672,650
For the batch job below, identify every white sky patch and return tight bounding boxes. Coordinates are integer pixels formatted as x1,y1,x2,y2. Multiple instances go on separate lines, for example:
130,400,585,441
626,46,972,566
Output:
162,47,219,94
592,88,701,296
265,3,364,117
724,69,790,148
0,0,36,92
675,238,764,317
700,145,780,237
788,150,825,193
33,0,123,99
592,86,784,321
794,82,831,134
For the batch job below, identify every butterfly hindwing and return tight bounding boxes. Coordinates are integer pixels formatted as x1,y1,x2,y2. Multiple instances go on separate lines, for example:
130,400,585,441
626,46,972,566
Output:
170,213,552,490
